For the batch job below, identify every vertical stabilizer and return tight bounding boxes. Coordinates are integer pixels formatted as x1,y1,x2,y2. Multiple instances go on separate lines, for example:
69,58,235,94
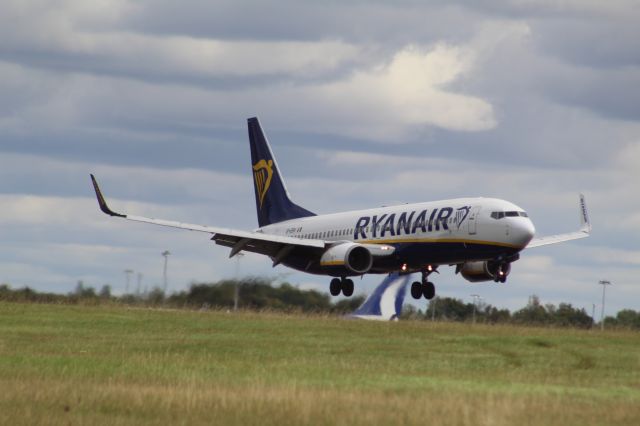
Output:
248,117,316,227
350,273,410,321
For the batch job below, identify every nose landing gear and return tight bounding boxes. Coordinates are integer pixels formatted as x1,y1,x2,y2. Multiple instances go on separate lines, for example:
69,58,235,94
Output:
329,277,354,297
411,267,437,300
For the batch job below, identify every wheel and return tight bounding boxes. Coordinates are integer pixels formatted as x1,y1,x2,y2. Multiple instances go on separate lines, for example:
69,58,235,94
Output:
342,279,354,297
423,281,435,300
410,281,422,299
329,278,341,296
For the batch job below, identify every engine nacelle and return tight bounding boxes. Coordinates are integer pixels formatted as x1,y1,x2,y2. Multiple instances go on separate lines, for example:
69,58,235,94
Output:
320,242,373,275
459,261,511,283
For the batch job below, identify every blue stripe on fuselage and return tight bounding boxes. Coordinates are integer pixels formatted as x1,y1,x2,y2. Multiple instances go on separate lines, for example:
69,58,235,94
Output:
279,240,521,276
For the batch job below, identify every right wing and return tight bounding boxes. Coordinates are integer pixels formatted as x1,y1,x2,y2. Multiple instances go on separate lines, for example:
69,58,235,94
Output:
526,193,592,249
90,174,325,263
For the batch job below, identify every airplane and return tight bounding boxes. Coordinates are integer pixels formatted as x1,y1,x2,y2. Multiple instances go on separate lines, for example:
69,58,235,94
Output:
90,117,591,301
350,273,410,321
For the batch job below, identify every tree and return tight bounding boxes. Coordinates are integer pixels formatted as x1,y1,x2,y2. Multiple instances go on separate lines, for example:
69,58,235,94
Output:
72,280,96,299
99,285,111,299
426,297,474,322
147,287,165,305
400,304,423,320
615,310,640,329
485,306,511,324
332,295,366,314
552,303,593,328
512,295,551,325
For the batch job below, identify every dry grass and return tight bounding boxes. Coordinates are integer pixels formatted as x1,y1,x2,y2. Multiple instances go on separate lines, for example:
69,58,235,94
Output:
0,303,639,425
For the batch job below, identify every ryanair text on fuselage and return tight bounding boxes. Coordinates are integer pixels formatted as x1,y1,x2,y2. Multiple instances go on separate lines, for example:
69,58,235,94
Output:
353,206,471,240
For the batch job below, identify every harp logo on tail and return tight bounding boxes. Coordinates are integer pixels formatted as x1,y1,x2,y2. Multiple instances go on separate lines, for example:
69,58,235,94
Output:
253,159,274,209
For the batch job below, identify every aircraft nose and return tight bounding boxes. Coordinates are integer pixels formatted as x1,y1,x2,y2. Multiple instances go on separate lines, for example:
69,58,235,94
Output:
515,219,535,247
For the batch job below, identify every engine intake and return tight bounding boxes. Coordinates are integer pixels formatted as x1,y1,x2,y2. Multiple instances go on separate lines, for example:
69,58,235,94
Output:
459,260,511,283
320,243,373,275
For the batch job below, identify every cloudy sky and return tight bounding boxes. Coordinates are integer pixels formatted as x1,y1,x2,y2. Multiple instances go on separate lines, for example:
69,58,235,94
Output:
2,0,639,315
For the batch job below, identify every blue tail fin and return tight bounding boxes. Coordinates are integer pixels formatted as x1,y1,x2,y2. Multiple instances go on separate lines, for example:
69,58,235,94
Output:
350,273,410,321
248,117,315,227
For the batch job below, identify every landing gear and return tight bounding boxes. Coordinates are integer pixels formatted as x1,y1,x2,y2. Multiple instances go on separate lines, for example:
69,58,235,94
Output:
411,267,437,300
411,281,435,300
329,277,354,297
330,278,341,296
342,279,354,297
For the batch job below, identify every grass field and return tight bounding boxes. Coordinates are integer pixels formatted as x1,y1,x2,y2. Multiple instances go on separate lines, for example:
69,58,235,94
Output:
1,302,639,425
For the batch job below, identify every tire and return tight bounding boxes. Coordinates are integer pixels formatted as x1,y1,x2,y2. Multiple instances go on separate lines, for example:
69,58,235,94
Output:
329,278,342,296
410,282,422,299
423,282,436,300
342,279,354,297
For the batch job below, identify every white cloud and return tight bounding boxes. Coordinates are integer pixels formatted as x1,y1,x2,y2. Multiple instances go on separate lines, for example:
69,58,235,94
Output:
310,44,496,138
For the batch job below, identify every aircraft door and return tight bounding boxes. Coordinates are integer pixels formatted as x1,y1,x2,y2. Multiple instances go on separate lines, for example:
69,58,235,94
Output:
468,206,481,235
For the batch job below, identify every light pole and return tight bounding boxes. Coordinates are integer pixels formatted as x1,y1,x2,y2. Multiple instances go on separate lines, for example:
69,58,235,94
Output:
162,250,171,295
136,272,143,296
471,294,481,324
431,297,437,321
124,269,133,294
234,252,244,311
598,280,612,331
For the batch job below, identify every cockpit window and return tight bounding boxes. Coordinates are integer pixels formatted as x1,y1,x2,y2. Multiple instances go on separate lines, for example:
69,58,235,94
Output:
491,211,528,219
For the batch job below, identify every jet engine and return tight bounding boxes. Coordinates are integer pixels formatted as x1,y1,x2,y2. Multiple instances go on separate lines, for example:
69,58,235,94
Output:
459,260,511,283
320,242,373,275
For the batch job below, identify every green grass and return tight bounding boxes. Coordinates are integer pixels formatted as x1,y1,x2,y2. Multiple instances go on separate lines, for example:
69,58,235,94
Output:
1,302,639,425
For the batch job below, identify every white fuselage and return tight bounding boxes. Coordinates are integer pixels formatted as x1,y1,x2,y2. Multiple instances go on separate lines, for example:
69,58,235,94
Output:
258,197,535,275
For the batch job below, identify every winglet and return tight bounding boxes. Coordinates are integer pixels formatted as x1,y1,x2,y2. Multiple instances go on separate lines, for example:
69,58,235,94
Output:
579,193,592,234
90,174,126,218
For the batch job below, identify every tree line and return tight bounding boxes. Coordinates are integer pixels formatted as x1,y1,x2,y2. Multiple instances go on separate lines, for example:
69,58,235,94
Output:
405,294,597,328
0,279,364,315
1,280,638,329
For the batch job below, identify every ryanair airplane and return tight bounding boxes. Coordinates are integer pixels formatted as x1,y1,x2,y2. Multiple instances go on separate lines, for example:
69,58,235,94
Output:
91,117,591,300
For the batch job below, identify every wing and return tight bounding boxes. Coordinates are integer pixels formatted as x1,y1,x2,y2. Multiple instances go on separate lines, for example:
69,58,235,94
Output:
90,175,325,263
526,194,591,249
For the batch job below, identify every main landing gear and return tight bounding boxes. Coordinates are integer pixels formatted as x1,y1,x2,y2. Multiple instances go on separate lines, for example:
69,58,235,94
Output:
330,277,354,297
411,267,437,300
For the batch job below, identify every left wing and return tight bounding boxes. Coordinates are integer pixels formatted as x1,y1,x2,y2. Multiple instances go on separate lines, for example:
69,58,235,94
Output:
526,193,591,249
90,174,325,262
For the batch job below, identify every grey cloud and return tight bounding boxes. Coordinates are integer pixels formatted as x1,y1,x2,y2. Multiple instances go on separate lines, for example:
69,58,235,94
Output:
120,1,477,44
0,1,639,311
542,66,640,121
533,18,640,69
